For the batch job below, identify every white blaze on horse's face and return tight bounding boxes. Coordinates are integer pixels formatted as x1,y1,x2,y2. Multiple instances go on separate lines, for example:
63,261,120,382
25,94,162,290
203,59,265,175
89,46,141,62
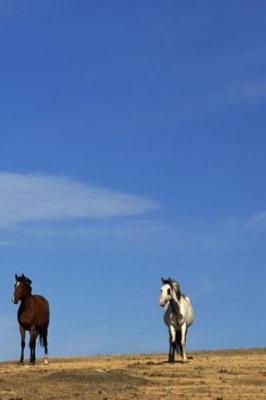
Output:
12,281,21,304
159,283,172,307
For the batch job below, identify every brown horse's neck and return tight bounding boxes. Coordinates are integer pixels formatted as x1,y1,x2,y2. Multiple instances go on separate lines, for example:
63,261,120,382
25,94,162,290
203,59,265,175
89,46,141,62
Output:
19,293,33,307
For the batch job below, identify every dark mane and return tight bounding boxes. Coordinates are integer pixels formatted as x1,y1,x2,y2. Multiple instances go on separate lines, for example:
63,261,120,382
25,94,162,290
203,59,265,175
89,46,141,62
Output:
15,274,32,294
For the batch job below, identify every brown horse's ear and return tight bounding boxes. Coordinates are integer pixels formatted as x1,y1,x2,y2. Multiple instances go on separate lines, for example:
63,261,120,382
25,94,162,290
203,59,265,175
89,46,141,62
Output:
15,274,18,281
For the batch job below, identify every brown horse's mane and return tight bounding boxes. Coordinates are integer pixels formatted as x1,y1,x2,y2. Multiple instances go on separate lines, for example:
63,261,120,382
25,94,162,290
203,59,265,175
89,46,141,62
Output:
15,274,32,294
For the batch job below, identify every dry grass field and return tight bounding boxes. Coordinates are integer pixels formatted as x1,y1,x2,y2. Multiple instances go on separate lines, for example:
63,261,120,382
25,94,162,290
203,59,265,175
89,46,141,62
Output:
0,348,265,400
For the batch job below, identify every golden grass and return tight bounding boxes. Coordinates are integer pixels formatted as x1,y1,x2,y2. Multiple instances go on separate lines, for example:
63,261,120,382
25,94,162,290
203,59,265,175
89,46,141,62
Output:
0,349,265,400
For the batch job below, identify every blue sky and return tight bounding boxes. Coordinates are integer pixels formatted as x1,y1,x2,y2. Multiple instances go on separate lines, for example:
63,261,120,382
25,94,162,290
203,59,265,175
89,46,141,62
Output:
0,1,265,360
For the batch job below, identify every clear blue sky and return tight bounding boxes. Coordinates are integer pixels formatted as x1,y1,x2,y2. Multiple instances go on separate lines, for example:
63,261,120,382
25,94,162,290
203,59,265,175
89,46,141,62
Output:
0,1,265,360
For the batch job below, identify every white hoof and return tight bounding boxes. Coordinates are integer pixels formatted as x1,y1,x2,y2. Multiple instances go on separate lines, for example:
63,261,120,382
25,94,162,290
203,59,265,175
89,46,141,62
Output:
44,358,49,365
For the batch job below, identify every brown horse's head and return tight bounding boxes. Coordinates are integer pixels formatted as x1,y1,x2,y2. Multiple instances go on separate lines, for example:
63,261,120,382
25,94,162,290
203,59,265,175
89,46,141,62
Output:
12,274,32,304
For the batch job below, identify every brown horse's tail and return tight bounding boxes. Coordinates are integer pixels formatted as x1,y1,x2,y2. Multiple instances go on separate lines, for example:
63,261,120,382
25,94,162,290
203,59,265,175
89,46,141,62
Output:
38,327,48,348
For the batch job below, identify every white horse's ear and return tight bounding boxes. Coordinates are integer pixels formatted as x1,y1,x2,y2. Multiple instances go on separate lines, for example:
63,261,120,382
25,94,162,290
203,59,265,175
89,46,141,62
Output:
161,277,165,284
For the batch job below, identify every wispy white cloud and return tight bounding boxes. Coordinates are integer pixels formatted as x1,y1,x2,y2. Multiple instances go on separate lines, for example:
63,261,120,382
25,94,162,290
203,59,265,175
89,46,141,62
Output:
242,211,266,230
12,210,266,253
22,218,164,238
191,277,215,297
0,240,16,246
0,172,159,230
1,172,265,254
228,78,266,103
180,46,266,117
202,77,266,114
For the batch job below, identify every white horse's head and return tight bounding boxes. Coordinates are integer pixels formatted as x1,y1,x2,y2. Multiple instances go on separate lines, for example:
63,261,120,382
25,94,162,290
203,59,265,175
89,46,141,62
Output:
159,282,172,307
159,277,181,307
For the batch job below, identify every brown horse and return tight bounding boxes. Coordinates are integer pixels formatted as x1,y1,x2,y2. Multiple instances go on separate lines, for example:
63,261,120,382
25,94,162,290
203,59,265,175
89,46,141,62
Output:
12,274,50,365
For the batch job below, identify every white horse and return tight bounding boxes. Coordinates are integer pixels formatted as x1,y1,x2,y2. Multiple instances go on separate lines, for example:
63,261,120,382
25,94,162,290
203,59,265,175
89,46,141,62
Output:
159,277,194,362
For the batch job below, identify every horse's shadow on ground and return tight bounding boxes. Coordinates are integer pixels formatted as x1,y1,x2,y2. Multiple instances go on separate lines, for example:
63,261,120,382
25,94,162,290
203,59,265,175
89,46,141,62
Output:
144,356,194,366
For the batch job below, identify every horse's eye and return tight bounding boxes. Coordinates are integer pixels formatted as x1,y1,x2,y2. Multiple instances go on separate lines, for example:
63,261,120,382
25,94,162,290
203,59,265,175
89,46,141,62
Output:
167,288,171,295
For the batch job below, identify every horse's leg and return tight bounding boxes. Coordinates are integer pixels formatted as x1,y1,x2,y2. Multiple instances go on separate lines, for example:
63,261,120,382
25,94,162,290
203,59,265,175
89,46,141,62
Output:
43,328,49,365
19,325,25,365
180,323,188,362
168,325,176,363
176,329,181,356
29,326,36,365
168,338,173,362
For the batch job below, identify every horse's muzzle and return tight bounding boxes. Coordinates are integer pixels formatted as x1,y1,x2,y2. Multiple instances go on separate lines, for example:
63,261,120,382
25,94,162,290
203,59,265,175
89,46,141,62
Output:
12,296,18,304
159,299,166,307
